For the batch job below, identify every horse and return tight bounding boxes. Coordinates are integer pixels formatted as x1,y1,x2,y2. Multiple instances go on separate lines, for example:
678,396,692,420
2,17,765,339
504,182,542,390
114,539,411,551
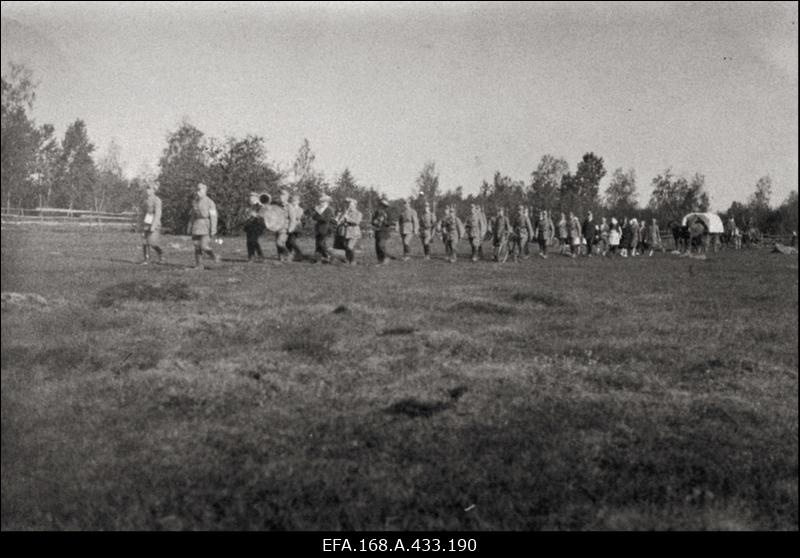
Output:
668,220,690,253
743,226,762,248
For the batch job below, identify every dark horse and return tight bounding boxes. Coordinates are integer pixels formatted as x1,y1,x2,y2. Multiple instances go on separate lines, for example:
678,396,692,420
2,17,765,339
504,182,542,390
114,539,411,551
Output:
668,220,690,252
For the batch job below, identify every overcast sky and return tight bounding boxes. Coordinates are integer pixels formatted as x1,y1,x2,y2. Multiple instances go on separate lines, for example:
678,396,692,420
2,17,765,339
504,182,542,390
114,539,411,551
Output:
1,1,797,209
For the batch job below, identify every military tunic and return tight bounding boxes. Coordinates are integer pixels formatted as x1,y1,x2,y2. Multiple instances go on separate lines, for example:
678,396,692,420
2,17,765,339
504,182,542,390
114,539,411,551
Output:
190,195,218,250
143,194,162,246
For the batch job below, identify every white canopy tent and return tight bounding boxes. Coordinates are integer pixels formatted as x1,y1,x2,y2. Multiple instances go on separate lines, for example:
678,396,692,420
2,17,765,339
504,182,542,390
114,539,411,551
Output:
682,212,725,234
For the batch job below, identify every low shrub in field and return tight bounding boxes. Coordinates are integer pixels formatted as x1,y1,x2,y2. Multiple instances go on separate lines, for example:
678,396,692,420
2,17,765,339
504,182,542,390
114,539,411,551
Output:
96,281,196,307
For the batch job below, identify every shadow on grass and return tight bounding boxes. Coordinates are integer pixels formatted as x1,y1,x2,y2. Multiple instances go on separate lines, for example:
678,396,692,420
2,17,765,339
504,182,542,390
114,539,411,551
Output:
449,300,516,315
96,281,196,307
511,291,569,307
282,326,337,362
384,398,452,418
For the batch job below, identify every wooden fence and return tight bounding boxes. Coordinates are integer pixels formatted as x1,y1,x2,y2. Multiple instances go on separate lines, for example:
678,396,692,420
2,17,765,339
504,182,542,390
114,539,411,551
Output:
0,207,137,229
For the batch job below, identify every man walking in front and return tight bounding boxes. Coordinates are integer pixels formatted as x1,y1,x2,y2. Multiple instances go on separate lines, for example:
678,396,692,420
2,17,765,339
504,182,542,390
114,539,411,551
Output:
440,205,462,263
372,196,394,264
491,207,511,262
140,182,164,265
287,193,305,261
341,197,362,265
420,201,437,260
188,182,221,269
510,204,533,262
534,210,552,259
398,198,419,261
312,194,336,264
465,204,483,262
243,191,266,262
273,187,292,262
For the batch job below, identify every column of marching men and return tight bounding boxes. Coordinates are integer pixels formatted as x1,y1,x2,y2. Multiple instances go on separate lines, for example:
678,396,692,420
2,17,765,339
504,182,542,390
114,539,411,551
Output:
138,181,675,268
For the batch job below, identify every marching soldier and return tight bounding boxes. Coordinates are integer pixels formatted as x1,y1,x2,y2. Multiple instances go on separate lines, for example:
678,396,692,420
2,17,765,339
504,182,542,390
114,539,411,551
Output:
273,187,291,262
140,182,164,265
312,194,336,263
533,210,546,259
490,207,511,262
478,205,488,259
340,197,363,265
440,205,463,263
522,207,532,258
510,204,534,262
188,182,221,269
465,204,483,262
420,201,437,260
287,193,305,261
398,198,420,261
372,196,394,264
243,191,266,262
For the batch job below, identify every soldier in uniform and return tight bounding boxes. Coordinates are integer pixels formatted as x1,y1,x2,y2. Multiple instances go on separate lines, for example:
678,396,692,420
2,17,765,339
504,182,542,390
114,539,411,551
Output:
188,182,220,269
440,205,462,263
287,193,304,261
465,204,484,262
243,191,266,262
371,196,394,264
522,207,532,259
398,198,420,261
273,188,291,262
510,204,534,262
490,207,511,262
533,210,552,259
140,182,164,265
340,197,363,265
312,194,336,263
477,205,488,259
419,201,437,260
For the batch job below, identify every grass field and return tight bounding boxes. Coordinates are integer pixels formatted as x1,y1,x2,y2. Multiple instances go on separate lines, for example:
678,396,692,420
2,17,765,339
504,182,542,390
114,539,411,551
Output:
1,227,797,530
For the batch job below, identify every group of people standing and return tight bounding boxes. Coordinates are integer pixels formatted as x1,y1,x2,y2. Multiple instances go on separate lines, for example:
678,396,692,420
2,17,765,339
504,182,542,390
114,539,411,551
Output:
138,182,666,268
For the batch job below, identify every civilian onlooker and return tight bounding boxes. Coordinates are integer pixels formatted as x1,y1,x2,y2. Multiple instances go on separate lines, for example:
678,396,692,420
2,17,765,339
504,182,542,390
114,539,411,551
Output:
557,212,569,255
630,217,641,257
599,217,609,256
582,211,596,257
607,217,621,256
568,211,581,258
620,217,631,257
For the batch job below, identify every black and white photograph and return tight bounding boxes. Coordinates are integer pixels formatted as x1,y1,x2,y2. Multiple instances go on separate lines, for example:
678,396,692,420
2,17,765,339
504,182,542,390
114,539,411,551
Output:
1,1,797,536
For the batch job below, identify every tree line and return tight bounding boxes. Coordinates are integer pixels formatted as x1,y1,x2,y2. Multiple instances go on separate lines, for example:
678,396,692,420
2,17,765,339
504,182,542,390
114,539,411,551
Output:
2,63,797,236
